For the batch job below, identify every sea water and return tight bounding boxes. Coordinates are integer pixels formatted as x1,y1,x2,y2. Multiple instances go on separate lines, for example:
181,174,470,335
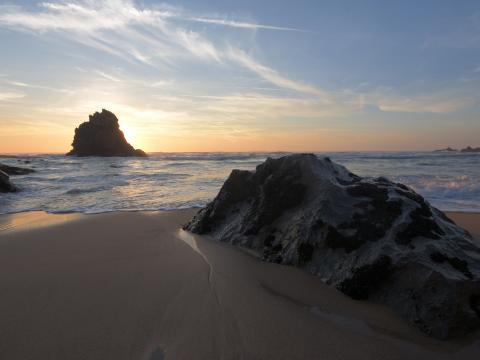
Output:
0,152,478,214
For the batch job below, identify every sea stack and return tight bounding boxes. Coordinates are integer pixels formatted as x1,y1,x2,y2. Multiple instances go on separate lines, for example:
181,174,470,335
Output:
66,109,147,157
185,153,480,339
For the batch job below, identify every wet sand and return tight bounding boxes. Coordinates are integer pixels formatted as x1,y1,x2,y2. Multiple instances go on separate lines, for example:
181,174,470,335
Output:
0,210,478,359
0,211,81,233
448,212,480,244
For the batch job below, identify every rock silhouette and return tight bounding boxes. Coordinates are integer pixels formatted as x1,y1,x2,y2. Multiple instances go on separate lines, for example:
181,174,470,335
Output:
0,170,17,193
460,146,480,153
67,109,147,157
185,154,480,339
434,147,457,152
0,163,35,175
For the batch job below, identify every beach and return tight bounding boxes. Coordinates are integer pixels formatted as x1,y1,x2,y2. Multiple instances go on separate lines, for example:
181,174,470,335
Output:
2,1,479,358
0,209,478,360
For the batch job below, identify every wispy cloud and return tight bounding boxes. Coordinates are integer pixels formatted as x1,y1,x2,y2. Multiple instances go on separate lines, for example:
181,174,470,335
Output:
0,0,475,127
0,1,302,64
374,95,472,114
186,17,304,32
0,1,223,65
363,87,475,114
0,91,25,101
227,47,332,100
6,81,31,87
94,70,122,82
0,1,318,90
2,79,74,94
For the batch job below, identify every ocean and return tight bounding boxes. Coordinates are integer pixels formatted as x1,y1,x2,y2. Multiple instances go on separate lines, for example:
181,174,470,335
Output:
0,152,479,214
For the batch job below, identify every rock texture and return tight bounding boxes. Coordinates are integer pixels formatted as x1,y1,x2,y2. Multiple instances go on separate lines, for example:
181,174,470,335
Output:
185,154,480,339
0,163,35,175
66,109,147,157
0,170,17,193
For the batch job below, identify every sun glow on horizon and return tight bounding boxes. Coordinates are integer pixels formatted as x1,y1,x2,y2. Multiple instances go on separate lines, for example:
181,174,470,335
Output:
119,123,138,148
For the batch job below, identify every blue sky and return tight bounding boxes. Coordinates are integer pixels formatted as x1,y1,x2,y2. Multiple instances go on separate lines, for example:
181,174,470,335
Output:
0,0,479,152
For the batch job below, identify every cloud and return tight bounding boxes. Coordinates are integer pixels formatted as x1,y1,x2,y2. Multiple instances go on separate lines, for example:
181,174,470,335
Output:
186,17,304,32
364,87,475,114
226,47,333,101
0,1,305,67
94,70,122,82
0,92,25,101
0,0,475,122
0,2,299,43
375,96,471,114
0,1,222,65
6,81,31,87
1,79,74,94
0,1,319,91
175,29,222,62
190,93,352,122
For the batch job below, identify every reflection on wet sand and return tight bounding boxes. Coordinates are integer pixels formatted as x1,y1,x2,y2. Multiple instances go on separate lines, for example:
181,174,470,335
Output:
0,211,81,233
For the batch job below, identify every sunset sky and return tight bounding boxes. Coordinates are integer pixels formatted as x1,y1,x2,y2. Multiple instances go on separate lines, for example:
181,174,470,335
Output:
1,0,480,153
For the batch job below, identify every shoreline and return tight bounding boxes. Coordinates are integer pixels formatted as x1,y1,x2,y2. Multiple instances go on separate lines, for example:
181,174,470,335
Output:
1,208,479,235
0,210,479,359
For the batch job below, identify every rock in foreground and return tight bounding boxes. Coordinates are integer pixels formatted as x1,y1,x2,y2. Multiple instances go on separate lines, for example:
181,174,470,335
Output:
185,154,480,339
66,109,147,157
0,170,17,193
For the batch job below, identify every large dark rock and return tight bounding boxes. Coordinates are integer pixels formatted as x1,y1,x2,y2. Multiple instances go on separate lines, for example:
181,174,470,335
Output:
0,163,35,175
0,170,17,193
185,154,480,339
66,109,147,157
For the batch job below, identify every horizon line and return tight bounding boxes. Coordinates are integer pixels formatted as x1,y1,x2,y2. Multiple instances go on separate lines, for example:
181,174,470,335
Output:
0,149,470,155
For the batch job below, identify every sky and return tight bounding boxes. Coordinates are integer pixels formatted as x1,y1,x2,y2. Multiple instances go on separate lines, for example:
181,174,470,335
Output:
0,0,479,153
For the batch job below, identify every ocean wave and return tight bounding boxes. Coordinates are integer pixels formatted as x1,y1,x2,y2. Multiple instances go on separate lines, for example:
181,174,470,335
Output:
1,152,478,215
65,186,111,195
125,172,192,180
151,153,275,162
162,162,198,167
21,176,50,182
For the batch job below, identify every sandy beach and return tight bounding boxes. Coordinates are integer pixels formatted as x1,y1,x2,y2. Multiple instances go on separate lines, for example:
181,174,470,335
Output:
2,1,479,358
0,209,478,360
448,212,480,245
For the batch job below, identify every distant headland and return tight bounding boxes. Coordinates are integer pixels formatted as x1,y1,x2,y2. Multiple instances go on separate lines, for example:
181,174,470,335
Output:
66,109,147,157
435,146,480,153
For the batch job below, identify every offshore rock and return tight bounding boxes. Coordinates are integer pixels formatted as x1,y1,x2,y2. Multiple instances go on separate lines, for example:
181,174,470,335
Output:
0,163,35,175
66,109,147,157
0,170,17,193
460,146,480,153
185,154,480,339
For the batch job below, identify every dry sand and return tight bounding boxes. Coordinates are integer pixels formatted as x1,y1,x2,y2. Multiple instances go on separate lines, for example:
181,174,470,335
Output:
0,209,479,360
